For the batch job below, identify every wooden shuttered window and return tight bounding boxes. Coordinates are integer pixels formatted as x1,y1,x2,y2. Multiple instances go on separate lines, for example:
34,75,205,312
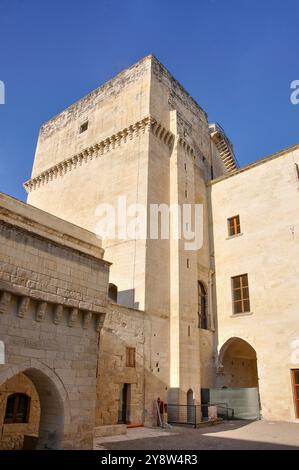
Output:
4,393,30,424
228,215,241,237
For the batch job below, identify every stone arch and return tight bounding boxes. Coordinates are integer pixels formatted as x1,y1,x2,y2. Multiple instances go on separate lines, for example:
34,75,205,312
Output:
0,359,69,449
218,337,257,366
217,337,258,388
187,388,194,406
108,283,118,302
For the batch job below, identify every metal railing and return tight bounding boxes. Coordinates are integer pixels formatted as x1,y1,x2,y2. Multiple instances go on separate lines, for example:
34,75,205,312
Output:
167,403,234,428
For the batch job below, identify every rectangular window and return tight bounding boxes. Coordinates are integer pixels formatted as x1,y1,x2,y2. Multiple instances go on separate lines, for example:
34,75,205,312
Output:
79,121,88,134
292,369,299,418
126,347,136,368
231,274,250,314
228,215,241,237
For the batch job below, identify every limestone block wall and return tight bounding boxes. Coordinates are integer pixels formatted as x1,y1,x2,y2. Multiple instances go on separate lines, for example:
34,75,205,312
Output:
26,56,153,311
27,130,150,310
216,356,258,389
150,56,211,164
23,55,229,415
0,373,40,450
210,145,299,421
30,56,152,177
199,330,216,389
96,303,144,426
146,57,222,405
0,193,110,449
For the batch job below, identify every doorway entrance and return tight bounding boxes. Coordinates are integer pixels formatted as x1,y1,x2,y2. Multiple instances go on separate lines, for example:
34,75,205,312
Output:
292,369,299,418
187,389,195,423
118,384,130,424
0,367,65,449
218,337,258,388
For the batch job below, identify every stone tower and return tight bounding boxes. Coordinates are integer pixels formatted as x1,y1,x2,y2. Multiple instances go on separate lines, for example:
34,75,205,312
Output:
25,55,235,419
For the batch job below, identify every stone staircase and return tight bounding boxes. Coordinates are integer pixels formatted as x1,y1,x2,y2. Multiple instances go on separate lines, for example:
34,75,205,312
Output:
209,122,238,173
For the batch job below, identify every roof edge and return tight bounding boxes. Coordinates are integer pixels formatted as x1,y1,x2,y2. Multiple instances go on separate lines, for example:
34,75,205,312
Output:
209,142,299,186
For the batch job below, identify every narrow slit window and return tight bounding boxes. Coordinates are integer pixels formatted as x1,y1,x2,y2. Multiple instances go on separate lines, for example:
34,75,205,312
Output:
79,121,88,134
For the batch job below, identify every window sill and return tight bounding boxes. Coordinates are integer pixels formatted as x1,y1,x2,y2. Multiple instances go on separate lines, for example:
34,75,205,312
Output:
226,232,243,240
230,312,253,318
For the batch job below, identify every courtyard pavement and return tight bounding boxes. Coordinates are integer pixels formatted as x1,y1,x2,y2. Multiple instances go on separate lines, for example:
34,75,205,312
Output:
94,420,299,450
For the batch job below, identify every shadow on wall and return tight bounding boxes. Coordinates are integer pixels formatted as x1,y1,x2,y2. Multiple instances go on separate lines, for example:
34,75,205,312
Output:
114,288,140,310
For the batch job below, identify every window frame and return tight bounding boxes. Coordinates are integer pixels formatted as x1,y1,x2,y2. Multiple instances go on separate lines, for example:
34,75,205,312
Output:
231,274,250,314
79,121,88,134
126,347,136,368
227,215,241,237
292,369,299,418
4,393,30,424
198,281,208,330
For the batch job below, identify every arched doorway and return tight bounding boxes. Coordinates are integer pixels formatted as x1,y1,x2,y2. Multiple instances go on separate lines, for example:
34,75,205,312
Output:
187,389,194,423
218,337,258,388
0,362,66,450
215,338,260,420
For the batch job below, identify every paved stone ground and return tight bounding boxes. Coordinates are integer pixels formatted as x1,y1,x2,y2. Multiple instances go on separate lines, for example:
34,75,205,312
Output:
94,421,299,450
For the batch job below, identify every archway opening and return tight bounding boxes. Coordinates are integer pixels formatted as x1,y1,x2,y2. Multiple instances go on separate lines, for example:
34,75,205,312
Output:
218,338,258,388
0,368,64,450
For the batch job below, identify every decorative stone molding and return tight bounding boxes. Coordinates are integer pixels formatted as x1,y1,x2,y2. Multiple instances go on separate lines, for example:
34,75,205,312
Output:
23,116,175,193
69,308,78,327
0,292,11,314
96,314,105,332
36,301,47,322
150,119,174,148
0,288,106,332
177,136,195,157
53,304,63,325
18,296,30,318
83,312,92,329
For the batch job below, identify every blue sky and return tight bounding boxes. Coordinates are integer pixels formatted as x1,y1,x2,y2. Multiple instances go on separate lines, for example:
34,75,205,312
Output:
0,0,298,201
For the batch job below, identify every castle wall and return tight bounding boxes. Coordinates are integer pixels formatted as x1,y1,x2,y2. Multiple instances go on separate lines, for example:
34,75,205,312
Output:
96,303,145,426
147,60,217,404
31,57,152,178
0,193,109,449
210,146,299,421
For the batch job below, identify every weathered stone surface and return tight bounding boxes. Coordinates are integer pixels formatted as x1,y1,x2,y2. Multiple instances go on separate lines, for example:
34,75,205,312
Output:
0,54,298,455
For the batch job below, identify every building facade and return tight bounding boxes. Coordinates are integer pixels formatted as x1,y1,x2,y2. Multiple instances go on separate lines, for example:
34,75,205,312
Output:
0,55,298,448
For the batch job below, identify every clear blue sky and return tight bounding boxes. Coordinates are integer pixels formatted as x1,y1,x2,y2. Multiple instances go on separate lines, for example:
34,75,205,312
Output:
0,0,298,201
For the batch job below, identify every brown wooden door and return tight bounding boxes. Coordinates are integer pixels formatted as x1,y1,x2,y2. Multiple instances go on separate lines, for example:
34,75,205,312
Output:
292,369,299,418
